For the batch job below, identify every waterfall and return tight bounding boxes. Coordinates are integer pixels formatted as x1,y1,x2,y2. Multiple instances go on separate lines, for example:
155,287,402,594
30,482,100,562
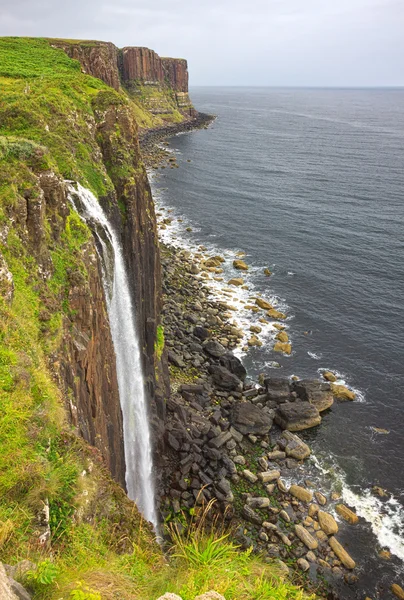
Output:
67,182,157,528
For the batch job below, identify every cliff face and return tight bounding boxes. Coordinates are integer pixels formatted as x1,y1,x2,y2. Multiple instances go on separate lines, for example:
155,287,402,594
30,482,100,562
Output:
122,46,164,84
52,40,121,91
54,40,196,119
161,57,189,92
0,38,169,493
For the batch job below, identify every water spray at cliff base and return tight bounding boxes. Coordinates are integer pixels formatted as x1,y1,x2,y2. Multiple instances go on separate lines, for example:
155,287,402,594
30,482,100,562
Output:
67,182,157,529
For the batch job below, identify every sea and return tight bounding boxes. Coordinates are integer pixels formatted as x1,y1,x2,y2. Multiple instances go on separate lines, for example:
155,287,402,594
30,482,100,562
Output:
150,87,404,598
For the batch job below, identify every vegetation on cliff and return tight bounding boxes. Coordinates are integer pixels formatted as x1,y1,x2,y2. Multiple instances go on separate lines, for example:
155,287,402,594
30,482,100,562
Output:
0,37,315,599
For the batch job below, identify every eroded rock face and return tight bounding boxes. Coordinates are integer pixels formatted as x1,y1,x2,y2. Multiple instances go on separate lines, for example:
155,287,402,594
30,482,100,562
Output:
53,40,120,90
161,57,189,92
122,47,164,84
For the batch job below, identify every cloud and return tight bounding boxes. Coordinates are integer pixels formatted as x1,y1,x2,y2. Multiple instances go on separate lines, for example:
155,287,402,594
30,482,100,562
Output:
0,0,402,85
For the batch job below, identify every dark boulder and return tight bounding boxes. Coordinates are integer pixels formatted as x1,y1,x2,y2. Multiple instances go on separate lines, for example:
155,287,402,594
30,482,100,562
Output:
264,378,291,403
193,326,209,340
203,339,227,358
231,402,273,435
275,402,321,431
219,352,247,381
210,365,242,391
292,379,334,412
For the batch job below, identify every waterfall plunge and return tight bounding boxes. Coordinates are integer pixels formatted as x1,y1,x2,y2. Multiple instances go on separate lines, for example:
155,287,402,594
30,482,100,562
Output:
67,182,157,527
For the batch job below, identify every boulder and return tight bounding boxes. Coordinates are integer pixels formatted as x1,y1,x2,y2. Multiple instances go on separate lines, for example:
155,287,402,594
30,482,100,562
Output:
157,595,183,600
242,470,258,483
329,537,356,569
0,564,25,600
275,331,289,343
292,379,334,412
250,325,262,334
265,378,291,403
258,470,280,482
318,511,338,535
211,366,242,391
275,402,321,431
392,584,404,600
203,340,227,358
231,402,273,435
228,278,244,286
289,485,313,503
295,525,318,550
264,268,272,276
248,497,270,509
297,558,310,572
219,353,247,381
233,259,248,270
204,256,224,268
267,309,286,320
335,504,359,524
330,383,356,401
242,505,263,525
280,431,311,460
273,341,291,355
322,371,337,382
256,298,273,310
168,351,185,368
194,326,210,341
248,335,262,347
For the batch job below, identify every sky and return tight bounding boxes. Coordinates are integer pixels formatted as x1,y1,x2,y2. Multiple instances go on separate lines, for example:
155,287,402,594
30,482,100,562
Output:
0,0,403,87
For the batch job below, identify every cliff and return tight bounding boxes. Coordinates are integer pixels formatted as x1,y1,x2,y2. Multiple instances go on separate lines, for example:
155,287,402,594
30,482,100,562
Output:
0,37,167,506
52,39,196,122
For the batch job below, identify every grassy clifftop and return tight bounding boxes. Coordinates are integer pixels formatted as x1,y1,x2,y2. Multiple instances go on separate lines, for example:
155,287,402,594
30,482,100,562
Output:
0,37,315,600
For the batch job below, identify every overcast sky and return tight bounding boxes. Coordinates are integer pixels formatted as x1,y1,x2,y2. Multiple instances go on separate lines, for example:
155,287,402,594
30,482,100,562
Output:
0,0,403,86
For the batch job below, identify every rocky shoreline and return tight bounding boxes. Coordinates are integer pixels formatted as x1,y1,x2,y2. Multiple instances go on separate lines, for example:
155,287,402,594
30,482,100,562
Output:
157,243,366,600
140,111,215,167
145,119,404,600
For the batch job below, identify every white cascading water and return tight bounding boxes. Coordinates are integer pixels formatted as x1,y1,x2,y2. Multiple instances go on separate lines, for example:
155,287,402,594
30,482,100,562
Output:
67,182,157,528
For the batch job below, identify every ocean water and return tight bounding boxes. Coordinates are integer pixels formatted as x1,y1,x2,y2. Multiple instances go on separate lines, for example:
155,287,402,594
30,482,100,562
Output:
151,87,404,597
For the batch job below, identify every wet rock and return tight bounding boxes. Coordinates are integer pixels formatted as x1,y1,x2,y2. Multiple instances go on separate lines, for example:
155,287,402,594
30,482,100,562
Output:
273,341,292,355
278,479,288,493
267,308,287,320
210,366,242,391
315,492,327,505
256,298,273,310
308,504,320,518
233,259,248,270
329,537,356,569
248,335,262,347
204,256,224,268
292,379,334,412
295,525,318,550
322,371,337,382
203,340,226,358
335,504,359,524
280,431,311,460
318,511,338,535
392,584,404,600
231,402,273,435
275,402,321,431
228,278,244,286
289,485,313,503
330,383,356,401
276,331,289,344
250,325,262,334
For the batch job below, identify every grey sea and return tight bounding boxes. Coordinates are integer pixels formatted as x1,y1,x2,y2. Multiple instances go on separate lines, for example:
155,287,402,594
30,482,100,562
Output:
151,87,404,598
